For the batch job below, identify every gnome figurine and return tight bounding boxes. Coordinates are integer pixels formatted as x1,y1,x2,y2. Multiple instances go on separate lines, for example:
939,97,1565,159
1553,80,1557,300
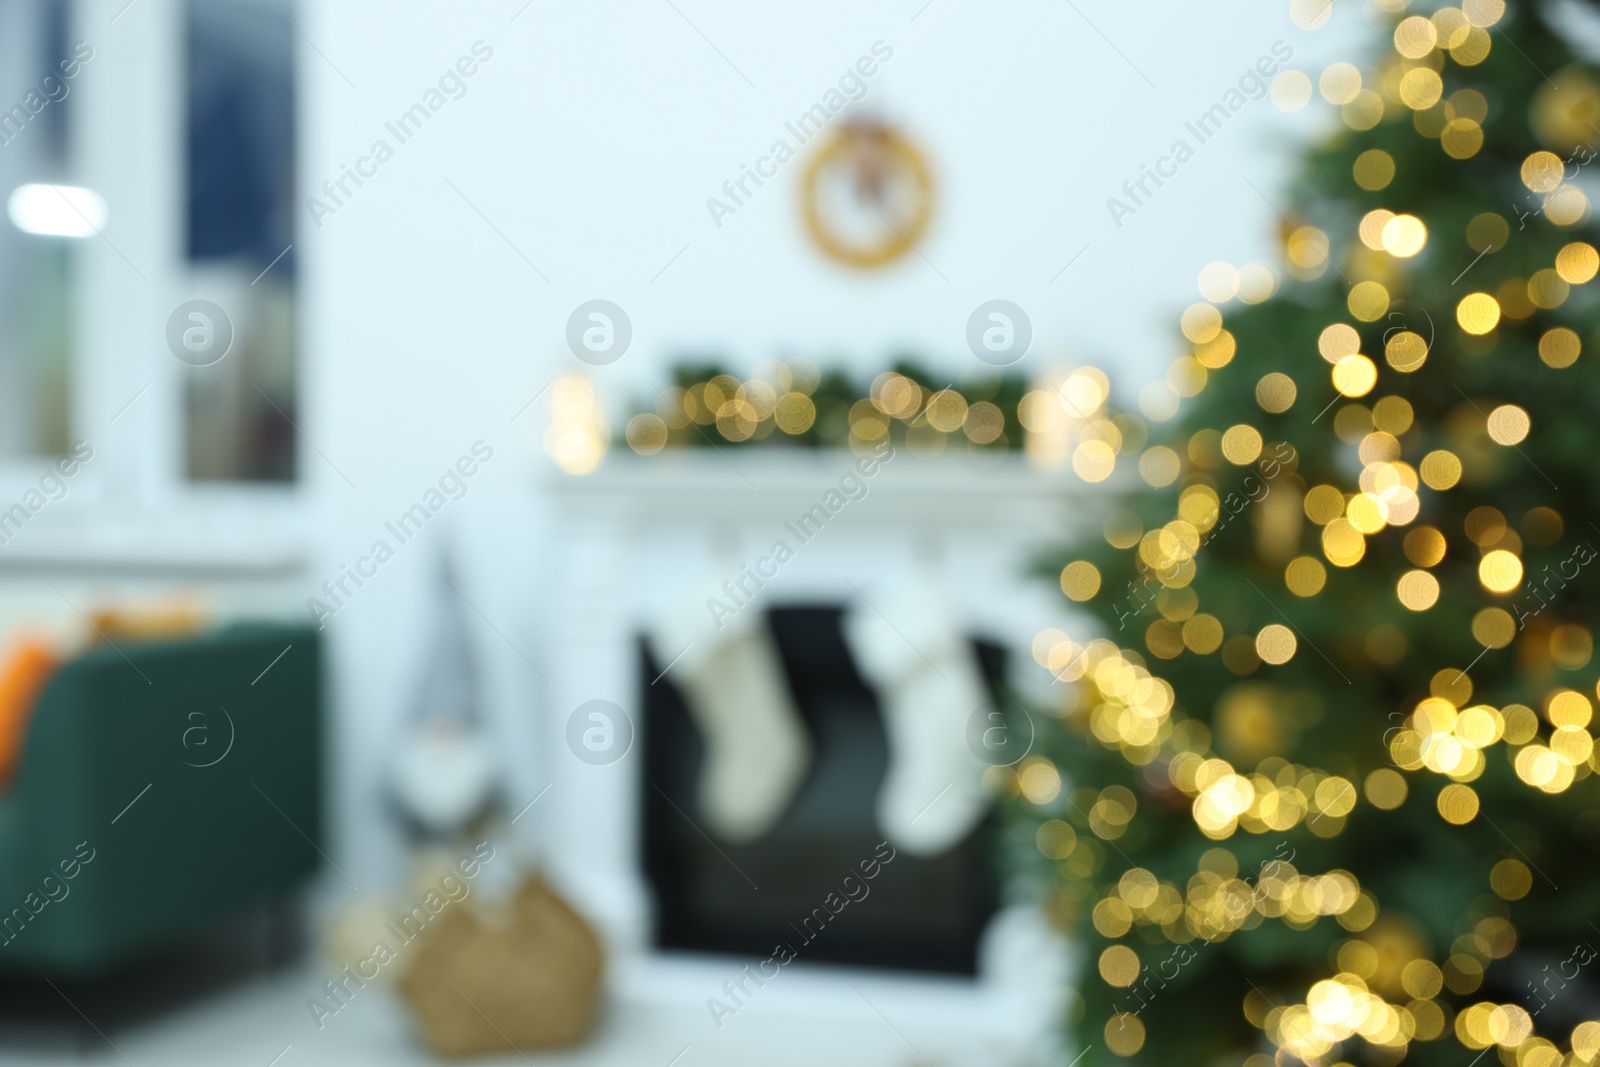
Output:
388,549,500,841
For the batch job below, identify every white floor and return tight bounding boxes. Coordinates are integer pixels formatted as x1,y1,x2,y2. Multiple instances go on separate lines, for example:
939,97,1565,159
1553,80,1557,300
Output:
2,957,1058,1067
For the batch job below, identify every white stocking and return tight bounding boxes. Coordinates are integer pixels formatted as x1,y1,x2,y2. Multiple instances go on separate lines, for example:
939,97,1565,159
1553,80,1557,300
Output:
648,603,811,844
844,587,991,856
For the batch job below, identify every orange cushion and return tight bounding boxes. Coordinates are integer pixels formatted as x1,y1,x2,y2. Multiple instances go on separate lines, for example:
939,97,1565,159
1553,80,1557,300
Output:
0,639,59,789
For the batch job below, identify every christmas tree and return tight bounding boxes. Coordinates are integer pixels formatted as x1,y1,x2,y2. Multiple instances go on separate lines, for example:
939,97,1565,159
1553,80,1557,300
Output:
1015,1,1600,1064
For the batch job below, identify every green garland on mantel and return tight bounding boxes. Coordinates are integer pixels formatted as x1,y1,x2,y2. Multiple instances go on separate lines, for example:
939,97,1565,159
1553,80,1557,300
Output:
621,360,1031,454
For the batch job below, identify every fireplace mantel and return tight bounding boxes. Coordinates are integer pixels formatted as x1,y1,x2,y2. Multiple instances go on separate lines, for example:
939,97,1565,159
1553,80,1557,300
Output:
547,447,1083,514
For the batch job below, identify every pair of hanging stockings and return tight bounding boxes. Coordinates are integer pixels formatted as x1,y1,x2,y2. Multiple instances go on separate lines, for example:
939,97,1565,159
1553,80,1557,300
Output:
647,591,988,855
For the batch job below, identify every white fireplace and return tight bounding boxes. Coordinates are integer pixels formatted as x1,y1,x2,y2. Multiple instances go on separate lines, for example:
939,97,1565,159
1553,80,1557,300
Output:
537,447,1095,1065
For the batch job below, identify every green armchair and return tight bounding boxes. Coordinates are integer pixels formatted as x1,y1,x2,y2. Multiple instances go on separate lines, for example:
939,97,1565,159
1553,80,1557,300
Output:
0,623,323,980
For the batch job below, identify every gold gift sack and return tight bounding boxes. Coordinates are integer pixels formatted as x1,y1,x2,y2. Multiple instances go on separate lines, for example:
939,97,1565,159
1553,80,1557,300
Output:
399,876,604,1056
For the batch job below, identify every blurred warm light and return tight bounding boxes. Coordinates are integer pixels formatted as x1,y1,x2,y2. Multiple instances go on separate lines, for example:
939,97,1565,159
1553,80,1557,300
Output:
1364,768,1407,809
1322,518,1365,567
774,391,815,434
1237,263,1277,303
1373,396,1414,433
1286,226,1330,277
1556,242,1599,283
1255,624,1296,665
1074,439,1117,482
1419,450,1461,490
1486,404,1529,445
924,390,968,433
1397,570,1439,610
1544,184,1589,226
1394,16,1437,57
1098,945,1140,987
1381,214,1427,257
1472,608,1514,648
1454,28,1492,65
1255,372,1296,413
1318,323,1360,363
1539,327,1581,367
1478,550,1522,593
1456,292,1501,334
1463,0,1506,27
1196,261,1239,302
545,373,607,475
1399,68,1443,110
1347,281,1390,322
1104,1013,1145,1055
1521,150,1564,192
1443,119,1485,159
1342,89,1385,131
625,414,668,455
1291,0,1333,30
1353,148,1394,190
1332,355,1377,397
1320,62,1362,104
1285,556,1326,597
964,401,1004,444
1018,757,1062,804
1060,561,1101,602
1180,303,1223,343
1437,783,1479,824
1359,208,1394,251
1220,425,1262,465
1525,271,1568,313
1270,70,1312,111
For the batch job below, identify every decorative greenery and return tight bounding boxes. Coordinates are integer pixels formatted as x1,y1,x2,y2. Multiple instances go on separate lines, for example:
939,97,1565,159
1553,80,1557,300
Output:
620,360,1029,453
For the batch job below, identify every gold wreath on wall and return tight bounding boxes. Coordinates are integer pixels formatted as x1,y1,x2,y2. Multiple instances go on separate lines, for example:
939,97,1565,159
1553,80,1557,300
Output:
800,119,935,270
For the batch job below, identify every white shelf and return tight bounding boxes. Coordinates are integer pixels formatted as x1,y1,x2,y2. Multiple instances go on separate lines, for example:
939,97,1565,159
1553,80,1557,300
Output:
0,527,306,577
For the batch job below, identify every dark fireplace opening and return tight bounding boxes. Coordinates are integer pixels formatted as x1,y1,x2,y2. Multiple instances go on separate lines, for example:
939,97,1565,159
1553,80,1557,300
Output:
640,605,1002,975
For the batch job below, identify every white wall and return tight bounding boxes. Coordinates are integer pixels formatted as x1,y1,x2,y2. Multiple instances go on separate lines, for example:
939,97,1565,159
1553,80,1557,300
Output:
298,0,1371,887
